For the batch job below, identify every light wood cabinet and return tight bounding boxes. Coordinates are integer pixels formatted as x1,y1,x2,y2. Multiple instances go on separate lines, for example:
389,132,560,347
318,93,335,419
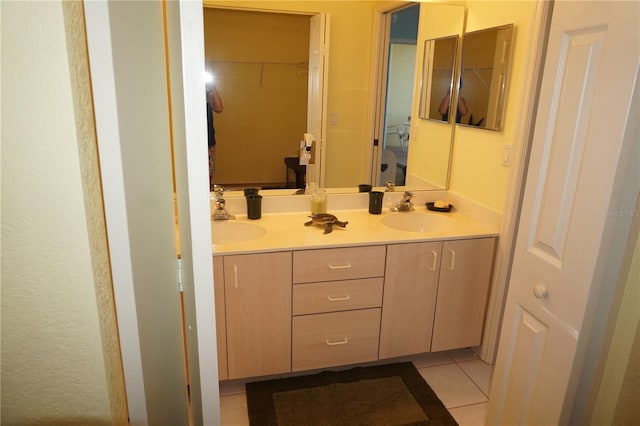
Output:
379,241,442,359
292,278,383,315
292,308,381,372
431,238,496,351
291,246,385,371
213,237,496,381
223,252,292,379
213,256,227,380
292,245,386,283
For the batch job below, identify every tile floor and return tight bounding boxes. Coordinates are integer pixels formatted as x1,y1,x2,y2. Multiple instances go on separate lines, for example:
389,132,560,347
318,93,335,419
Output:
218,348,494,425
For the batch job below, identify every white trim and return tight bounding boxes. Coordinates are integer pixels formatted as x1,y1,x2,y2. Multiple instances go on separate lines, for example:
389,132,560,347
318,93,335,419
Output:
83,1,148,423
317,13,330,188
368,5,397,186
366,9,385,185
178,2,221,424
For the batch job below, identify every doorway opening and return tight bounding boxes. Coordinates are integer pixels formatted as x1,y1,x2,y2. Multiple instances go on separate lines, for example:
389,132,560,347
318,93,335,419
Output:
203,8,310,190
374,3,420,187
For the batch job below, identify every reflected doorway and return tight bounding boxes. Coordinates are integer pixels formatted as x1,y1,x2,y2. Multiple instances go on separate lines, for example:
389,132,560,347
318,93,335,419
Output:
203,8,310,190
376,4,419,187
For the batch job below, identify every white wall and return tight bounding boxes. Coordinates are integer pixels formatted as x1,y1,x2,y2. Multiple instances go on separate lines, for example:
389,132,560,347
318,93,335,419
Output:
1,1,122,424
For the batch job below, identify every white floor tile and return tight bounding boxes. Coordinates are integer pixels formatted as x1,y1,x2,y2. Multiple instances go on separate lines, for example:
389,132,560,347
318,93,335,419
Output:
458,359,494,396
447,347,479,363
219,380,247,396
410,351,454,368
418,363,488,409
449,402,489,426
220,392,249,426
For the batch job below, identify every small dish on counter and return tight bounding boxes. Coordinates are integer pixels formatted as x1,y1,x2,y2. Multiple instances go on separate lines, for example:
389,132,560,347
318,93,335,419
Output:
426,202,453,212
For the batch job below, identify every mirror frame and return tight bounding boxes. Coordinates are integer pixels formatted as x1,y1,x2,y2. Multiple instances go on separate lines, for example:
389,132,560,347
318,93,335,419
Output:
418,35,459,123
456,23,514,131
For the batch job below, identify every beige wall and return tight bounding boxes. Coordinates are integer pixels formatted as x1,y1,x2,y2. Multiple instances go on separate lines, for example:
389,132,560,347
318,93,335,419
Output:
409,1,465,188
449,0,536,212
203,8,309,187
1,1,126,424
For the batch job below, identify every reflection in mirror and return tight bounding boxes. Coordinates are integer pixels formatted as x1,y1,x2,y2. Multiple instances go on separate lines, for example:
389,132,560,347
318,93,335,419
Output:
403,1,465,190
457,24,513,130
203,2,465,194
203,8,310,190
378,4,419,187
418,35,458,122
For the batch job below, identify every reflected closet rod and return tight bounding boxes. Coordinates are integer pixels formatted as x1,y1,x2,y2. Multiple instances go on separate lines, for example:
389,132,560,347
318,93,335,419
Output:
209,60,308,85
211,59,308,66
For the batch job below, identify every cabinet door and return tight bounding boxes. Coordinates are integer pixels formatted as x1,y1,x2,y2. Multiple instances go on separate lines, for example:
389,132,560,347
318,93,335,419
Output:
224,252,292,379
379,242,442,359
431,238,496,351
213,256,227,381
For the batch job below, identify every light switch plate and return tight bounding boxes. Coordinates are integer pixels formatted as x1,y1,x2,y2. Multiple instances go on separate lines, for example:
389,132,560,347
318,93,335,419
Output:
502,144,512,166
299,141,309,165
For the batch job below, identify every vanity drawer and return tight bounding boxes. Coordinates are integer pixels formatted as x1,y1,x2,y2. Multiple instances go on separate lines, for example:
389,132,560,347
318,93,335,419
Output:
292,278,383,315
292,246,386,283
292,308,381,372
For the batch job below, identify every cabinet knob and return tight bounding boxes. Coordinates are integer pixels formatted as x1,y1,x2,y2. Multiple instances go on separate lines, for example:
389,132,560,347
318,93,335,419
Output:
533,283,548,299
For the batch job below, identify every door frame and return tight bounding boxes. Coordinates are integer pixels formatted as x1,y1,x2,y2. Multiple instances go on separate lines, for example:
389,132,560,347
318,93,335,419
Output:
368,2,418,187
84,1,197,423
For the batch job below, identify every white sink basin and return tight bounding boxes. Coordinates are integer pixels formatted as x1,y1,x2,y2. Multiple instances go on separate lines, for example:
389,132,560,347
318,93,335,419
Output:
211,221,266,244
381,212,453,233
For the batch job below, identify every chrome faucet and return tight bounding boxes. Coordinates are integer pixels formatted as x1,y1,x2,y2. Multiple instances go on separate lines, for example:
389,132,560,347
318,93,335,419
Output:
212,197,235,220
213,184,224,198
211,185,235,220
391,191,415,212
385,181,395,192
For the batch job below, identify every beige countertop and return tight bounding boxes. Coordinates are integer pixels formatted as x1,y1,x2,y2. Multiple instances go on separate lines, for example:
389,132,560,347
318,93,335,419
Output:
211,207,499,256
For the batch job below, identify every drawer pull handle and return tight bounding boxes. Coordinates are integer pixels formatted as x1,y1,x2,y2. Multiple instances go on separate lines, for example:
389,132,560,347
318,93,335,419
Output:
326,338,348,346
327,295,351,302
328,263,352,270
429,250,438,272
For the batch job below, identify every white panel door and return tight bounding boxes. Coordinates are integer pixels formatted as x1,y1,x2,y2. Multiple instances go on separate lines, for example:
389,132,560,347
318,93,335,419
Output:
487,2,639,425
306,13,329,186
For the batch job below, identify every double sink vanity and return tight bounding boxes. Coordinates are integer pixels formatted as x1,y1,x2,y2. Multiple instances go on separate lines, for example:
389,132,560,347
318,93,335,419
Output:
211,191,498,381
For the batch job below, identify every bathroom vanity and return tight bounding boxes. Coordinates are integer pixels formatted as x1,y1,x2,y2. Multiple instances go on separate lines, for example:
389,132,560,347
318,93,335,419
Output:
211,206,497,381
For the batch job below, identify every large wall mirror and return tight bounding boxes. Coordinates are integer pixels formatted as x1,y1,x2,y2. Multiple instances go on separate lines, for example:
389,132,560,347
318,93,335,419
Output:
203,1,465,193
457,24,514,130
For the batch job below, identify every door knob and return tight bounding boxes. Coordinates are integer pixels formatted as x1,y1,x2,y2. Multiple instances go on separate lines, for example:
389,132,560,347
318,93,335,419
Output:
533,283,548,299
